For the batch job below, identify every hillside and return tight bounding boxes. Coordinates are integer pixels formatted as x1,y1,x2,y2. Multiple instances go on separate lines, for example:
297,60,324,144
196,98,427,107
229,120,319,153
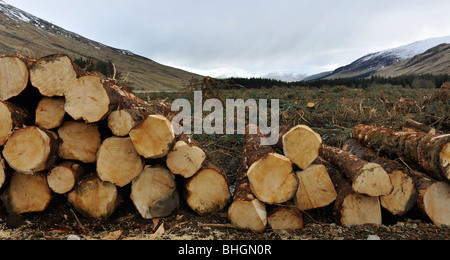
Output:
375,43,450,77
0,1,202,92
323,36,450,80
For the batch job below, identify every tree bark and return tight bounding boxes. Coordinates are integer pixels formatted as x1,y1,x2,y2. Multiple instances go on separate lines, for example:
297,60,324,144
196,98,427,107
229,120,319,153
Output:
243,124,298,205
47,162,86,194
277,125,322,170
67,174,119,219
317,158,382,226
96,137,144,187
129,114,176,159
1,171,52,215
30,53,86,97
0,157,6,190
166,135,206,178
342,139,418,216
404,119,436,134
0,55,30,101
184,161,231,215
57,121,102,163
352,124,450,182
227,169,267,232
35,97,66,129
2,126,58,174
293,164,337,211
0,101,32,146
130,165,179,220
320,145,393,197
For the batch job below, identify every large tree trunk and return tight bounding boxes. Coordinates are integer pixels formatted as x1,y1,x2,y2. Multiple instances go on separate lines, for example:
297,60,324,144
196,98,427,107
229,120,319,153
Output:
129,115,176,159
277,125,322,170
130,165,179,220
57,121,102,163
184,162,231,216
293,164,338,211
35,97,66,130
342,139,418,216
352,124,450,182
317,158,382,226
2,126,58,174
243,125,298,205
0,101,32,146
0,56,30,101
67,174,119,219
96,137,144,187
1,172,52,215
227,169,267,232
29,53,85,97
320,145,393,197
166,135,206,178
47,162,86,194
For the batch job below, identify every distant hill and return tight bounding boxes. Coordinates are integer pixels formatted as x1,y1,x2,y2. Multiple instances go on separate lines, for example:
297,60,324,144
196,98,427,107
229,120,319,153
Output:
0,0,203,92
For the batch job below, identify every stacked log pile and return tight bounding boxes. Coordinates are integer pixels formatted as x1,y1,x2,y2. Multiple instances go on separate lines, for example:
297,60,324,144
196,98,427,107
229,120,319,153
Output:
0,53,448,232
0,53,231,220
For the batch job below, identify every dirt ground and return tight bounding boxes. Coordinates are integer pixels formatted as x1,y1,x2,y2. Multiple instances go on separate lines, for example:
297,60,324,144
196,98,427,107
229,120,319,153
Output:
0,194,448,240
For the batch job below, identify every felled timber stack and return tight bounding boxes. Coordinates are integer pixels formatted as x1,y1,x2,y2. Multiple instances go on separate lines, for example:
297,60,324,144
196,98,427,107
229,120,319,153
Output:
0,53,203,220
350,124,450,226
228,124,334,232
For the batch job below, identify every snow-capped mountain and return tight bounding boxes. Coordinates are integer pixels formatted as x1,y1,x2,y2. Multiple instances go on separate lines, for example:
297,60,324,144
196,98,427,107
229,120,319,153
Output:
325,36,450,79
0,0,201,92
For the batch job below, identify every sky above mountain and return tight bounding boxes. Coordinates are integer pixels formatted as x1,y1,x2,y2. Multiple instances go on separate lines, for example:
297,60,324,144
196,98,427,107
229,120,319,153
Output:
4,0,450,78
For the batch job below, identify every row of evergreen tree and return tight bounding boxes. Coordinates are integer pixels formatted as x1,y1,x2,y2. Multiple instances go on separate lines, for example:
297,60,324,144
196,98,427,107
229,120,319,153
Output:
220,74,450,90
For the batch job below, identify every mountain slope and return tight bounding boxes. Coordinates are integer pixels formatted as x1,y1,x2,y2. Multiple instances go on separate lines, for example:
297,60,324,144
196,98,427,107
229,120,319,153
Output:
0,1,202,92
375,43,450,77
324,36,450,79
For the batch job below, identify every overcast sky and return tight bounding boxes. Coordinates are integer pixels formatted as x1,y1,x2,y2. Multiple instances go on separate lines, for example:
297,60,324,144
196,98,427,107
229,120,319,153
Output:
5,0,450,77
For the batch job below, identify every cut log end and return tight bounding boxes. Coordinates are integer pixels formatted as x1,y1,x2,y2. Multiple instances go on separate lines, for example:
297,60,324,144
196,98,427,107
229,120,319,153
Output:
3,126,58,174
247,153,298,205
352,163,393,197
30,54,77,97
35,97,66,129
67,176,118,219
131,166,179,219
227,199,267,232
97,137,144,187
47,162,84,194
108,110,136,137
380,170,418,216
0,102,14,145
0,158,5,190
0,57,29,101
440,143,450,180
282,125,322,170
423,182,450,227
268,207,304,231
185,168,231,215
167,141,206,178
129,115,175,159
339,194,382,226
294,164,338,211
58,121,101,163
64,76,110,123
1,172,52,215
